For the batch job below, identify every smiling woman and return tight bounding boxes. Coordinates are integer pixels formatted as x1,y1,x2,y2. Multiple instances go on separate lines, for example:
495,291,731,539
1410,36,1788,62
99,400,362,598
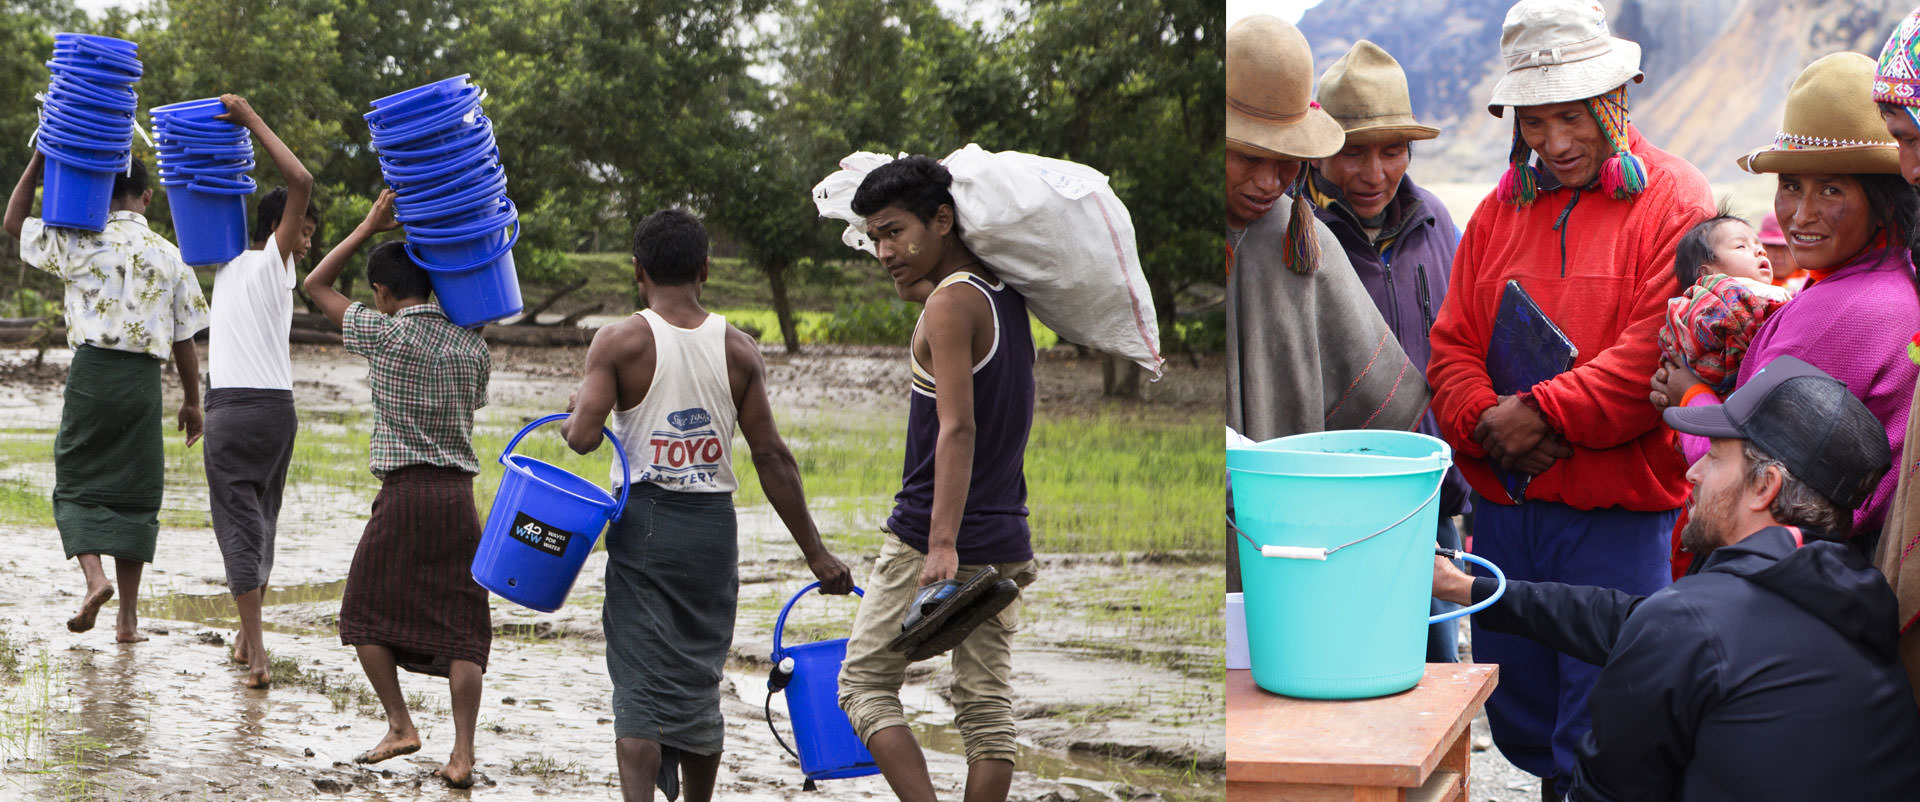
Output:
1657,51,1920,546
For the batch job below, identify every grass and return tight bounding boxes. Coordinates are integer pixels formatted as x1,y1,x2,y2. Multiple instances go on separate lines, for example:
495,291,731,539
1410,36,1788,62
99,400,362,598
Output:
509,753,586,782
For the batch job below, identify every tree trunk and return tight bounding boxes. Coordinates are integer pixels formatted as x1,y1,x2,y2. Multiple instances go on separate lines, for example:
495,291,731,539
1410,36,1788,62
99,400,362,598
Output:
514,277,590,325
1102,353,1142,398
766,261,801,355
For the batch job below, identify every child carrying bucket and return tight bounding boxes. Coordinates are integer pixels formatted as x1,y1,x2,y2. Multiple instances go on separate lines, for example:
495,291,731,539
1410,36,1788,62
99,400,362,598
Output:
302,189,493,789
198,94,316,690
559,208,852,802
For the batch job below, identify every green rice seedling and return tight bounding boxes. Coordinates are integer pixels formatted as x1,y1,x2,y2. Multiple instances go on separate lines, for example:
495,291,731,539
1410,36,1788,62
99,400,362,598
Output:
509,753,585,782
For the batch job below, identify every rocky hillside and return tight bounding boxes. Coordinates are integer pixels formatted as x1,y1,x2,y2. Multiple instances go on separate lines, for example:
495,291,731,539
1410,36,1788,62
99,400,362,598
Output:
1297,0,1912,183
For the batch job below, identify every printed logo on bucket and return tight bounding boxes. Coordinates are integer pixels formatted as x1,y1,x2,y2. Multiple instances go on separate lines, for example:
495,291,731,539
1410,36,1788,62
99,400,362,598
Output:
637,406,725,488
510,511,572,557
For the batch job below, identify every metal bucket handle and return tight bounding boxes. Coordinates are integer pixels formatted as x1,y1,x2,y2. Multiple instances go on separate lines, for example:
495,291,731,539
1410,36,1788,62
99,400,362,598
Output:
772,581,866,658
499,412,630,524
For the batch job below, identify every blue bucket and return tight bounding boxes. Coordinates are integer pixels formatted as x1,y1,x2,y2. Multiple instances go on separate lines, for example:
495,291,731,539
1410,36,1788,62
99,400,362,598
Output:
164,180,250,266
770,582,881,782
40,156,116,231
408,225,523,327
1227,430,1504,699
472,413,629,612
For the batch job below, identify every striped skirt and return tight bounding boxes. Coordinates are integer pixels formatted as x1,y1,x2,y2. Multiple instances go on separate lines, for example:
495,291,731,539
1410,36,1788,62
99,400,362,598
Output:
338,465,491,675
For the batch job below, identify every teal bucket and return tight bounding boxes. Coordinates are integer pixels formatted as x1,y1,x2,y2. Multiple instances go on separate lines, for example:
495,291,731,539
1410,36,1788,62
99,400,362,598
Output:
1227,430,1501,699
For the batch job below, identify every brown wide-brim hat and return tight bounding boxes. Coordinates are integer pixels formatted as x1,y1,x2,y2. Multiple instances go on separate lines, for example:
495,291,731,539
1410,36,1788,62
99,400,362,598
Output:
1739,52,1901,175
1318,40,1440,144
1486,0,1644,117
1227,15,1344,160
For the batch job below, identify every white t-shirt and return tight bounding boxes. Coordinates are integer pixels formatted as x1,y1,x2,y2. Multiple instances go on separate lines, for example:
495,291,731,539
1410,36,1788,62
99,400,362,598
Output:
209,233,295,390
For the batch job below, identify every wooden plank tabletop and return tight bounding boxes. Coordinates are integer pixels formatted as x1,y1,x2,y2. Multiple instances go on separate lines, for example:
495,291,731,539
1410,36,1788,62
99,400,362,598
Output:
1227,663,1498,789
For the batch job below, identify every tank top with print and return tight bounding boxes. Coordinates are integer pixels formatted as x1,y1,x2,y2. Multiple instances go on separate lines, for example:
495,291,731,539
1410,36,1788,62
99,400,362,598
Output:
885,271,1036,563
608,309,739,493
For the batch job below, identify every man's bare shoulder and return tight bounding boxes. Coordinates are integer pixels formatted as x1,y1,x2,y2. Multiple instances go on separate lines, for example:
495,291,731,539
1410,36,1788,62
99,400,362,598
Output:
721,323,763,370
591,312,654,355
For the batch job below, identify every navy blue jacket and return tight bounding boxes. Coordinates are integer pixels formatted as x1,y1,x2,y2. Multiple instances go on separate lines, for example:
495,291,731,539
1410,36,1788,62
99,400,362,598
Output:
1311,172,1470,516
1470,526,1920,801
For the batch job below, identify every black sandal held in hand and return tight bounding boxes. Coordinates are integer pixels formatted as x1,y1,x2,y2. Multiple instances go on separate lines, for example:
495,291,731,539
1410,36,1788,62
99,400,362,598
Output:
886,565,1021,662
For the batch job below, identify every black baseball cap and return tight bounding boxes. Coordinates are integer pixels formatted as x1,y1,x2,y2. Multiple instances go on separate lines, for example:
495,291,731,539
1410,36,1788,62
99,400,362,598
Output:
1663,356,1890,510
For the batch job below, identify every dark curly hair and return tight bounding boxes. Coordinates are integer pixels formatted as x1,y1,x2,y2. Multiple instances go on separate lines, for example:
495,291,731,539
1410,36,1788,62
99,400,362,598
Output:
630,208,708,286
850,155,960,232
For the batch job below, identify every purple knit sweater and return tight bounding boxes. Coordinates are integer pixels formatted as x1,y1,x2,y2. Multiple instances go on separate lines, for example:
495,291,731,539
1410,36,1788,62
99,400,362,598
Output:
1678,245,1920,536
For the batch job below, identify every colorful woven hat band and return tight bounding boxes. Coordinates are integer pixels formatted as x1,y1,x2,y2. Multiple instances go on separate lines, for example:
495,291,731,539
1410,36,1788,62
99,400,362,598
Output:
1875,10,1920,134
1495,84,1644,206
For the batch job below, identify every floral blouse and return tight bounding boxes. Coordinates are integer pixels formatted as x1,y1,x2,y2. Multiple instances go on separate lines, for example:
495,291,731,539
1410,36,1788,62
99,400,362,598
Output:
21,211,209,360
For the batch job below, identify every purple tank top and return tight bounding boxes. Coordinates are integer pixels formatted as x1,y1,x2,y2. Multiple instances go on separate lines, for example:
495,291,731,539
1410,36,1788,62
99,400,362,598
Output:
885,273,1036,563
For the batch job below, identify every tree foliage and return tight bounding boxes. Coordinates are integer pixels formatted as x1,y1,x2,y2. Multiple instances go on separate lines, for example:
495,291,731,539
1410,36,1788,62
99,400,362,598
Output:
0,0,1221,356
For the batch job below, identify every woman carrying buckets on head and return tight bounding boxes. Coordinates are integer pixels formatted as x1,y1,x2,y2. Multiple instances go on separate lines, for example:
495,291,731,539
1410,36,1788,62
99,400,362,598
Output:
560,208,851,802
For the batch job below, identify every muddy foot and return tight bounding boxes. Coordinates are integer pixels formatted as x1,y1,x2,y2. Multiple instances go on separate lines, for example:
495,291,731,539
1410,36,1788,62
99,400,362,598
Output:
66,585,113,633
231,637,249,664
354,733,421,765
116,628,149,644
433,760,475,789
244,665,271,689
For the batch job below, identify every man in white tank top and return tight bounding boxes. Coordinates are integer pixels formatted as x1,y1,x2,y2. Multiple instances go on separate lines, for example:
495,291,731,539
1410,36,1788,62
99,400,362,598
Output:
562,209,852,802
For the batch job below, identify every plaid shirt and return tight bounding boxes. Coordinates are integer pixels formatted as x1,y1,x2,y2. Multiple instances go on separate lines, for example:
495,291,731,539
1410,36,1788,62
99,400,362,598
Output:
342,301,490,477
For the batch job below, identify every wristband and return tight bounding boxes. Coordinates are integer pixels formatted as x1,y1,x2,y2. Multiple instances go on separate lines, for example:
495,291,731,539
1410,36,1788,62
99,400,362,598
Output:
1678,383,1715,408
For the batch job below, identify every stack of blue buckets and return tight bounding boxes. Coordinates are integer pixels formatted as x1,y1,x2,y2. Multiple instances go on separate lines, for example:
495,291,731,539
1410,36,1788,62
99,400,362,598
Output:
366,75,523,327
150,98,256,266
36,33,141,232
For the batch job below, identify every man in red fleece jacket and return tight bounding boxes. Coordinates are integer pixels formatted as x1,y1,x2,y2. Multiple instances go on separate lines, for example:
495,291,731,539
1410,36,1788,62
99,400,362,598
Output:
1423,1,1713,798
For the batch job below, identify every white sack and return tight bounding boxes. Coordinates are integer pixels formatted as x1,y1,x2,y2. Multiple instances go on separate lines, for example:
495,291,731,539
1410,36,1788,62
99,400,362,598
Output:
811,144,1164,377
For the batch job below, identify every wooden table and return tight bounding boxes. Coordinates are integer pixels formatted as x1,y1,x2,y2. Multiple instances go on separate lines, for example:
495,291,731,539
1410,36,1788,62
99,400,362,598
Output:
1226,663,1498,802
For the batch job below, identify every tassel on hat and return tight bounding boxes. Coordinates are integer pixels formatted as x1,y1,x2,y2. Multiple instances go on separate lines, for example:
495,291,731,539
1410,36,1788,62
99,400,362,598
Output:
1281,173,1320,275
1496,84,1646,207
1588,85,1646,200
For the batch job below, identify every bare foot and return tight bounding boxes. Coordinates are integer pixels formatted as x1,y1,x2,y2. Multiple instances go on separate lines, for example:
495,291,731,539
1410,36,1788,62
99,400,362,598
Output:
230,636,249,664
354,731,421,764
244,664,271,689
67,584,113,633
434,757,476,789
116,627,148,644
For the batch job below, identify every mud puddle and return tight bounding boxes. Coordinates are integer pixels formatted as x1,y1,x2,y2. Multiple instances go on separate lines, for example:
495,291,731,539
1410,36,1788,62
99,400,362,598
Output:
0,344,1223,800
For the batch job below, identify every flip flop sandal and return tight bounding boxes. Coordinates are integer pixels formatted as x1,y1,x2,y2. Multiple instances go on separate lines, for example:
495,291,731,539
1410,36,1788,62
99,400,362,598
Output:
886,565,1022,662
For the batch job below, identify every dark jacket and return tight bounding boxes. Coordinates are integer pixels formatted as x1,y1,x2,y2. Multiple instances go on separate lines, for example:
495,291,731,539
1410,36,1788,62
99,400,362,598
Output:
1311,172,1470,516
1470,526,1920,802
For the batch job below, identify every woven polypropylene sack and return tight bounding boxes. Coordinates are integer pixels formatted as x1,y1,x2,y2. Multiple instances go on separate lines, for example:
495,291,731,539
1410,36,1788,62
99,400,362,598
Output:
812,145,1164,377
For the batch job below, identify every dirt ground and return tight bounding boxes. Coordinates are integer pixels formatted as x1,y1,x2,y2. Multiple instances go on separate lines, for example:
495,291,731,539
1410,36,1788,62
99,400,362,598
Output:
0,342,1224,801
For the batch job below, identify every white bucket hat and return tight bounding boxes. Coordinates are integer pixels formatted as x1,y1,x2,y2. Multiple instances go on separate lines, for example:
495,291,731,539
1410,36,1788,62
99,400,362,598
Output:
1487,0,1644,116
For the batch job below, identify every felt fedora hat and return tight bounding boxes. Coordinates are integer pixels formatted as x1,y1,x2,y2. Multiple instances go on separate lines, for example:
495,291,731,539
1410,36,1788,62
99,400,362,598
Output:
1316,40,1440,145
1739,52,1900,176
1486,0,1643,117
1227,15,1344,160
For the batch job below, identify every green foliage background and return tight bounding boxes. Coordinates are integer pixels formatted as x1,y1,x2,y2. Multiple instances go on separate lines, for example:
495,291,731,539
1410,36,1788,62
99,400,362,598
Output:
0,0,1222,348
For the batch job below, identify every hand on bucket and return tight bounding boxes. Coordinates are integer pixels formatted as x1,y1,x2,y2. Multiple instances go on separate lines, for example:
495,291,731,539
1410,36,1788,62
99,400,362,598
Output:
1432,552,1473,606
808,551,853,595
362,188,400,233
214,94,261,130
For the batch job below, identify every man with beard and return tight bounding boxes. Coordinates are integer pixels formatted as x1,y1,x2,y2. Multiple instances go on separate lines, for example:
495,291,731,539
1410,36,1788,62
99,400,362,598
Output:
1434,356,1920,801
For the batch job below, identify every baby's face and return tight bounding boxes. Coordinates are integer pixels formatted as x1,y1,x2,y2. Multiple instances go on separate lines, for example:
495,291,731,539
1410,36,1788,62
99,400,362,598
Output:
1707,220,1774,283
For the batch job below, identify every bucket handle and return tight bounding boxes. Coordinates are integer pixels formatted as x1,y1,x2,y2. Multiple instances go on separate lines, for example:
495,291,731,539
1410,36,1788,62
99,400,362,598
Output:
1433,549,1506,624
1227,468,1446,560
771,581,865,658
405,216,520,274
500,413,630,524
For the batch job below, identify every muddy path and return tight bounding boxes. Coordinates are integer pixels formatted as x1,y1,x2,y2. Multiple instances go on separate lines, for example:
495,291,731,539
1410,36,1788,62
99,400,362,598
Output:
0,343,1223,801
